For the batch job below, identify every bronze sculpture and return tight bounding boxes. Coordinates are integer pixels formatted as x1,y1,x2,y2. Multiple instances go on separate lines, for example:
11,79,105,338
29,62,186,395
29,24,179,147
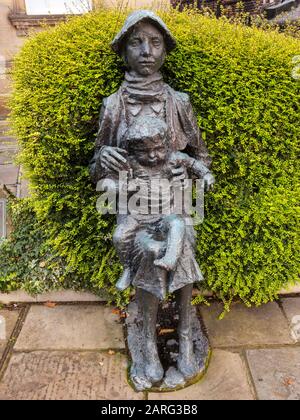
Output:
90,10,215,391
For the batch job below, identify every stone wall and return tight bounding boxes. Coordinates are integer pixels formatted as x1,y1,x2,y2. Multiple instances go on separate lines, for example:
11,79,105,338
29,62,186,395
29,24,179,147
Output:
172,0,276,15
0,0,171,117
0,0,24,118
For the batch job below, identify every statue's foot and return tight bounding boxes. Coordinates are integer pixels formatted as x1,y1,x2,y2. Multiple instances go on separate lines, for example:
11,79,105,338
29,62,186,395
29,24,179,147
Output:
116,268,131,291
154,256,177,271
177,337,199,380
145,358,164,384
130,363,152,391
144,340,164,384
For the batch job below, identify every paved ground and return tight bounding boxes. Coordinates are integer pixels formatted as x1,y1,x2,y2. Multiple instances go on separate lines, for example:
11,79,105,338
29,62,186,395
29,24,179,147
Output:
0,297,299,400
0,118,29,201
274,4,300,23
0,117,29,237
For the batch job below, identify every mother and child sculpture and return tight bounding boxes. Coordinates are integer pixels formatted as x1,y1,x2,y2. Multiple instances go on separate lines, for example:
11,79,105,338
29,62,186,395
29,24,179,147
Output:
90,10,215,391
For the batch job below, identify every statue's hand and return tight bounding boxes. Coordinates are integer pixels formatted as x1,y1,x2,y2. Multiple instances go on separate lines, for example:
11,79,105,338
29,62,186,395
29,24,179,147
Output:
100,146,128,173
171,164,186,183
203,172,215,191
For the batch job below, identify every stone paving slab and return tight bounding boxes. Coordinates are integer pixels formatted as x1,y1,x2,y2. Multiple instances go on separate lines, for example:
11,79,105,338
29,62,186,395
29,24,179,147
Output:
15,305,125,351
0,351,143,400
279,283,300,294
0,79,11,95
0,149,16,165
0,164,19,185
0,309,20,359
0,290,107,304
281,297,300,342
247,348,300,400
149,350,254,400
0,136,17,147
2,184,17,196
0,198,6,237
0,127,9,136
19,177,29,198
0,104,9,119
200,302,293,347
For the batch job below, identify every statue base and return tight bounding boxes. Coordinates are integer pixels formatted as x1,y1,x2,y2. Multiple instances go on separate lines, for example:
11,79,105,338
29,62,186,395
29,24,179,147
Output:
125,299,210,392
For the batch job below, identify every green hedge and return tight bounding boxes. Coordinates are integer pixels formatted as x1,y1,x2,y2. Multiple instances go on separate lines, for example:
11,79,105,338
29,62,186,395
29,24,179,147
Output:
0,199,85,295
7,9,300,306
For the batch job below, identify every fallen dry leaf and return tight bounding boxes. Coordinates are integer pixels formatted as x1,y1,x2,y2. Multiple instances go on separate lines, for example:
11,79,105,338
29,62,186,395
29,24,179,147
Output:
112,308,127,319
283,377,295,387
44,301,56,308
112,308,121,315
158,328,175,335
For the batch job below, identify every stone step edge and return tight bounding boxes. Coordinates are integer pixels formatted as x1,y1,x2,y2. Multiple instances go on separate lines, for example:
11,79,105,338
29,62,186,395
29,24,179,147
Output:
0,283,299,304
0,290,107,304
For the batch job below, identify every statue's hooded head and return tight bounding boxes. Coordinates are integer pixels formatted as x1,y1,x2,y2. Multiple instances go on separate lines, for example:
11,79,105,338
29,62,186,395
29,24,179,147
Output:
111,10,176,76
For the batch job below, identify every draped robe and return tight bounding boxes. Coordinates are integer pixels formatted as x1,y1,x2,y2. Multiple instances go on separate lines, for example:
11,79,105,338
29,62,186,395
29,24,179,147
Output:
89,74,211,299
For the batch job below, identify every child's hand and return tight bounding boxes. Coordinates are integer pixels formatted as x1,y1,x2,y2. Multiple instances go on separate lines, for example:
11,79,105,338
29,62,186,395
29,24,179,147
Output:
203,172,215,191
127,179,139,192
171,165,185,183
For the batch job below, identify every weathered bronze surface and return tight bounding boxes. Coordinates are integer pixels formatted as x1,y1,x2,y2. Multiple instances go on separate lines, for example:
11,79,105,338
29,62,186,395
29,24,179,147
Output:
90,10,215,391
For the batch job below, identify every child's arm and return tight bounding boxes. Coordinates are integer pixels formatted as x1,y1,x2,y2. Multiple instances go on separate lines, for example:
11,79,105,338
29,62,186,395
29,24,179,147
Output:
169,151,208,176
170,151,215,190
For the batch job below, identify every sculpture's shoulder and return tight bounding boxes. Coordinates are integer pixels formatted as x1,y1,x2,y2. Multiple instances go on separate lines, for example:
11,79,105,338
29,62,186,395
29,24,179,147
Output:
175,90,191,104
97,89,123,128
166,85,191,105
96,88,123,147
101,89,122,111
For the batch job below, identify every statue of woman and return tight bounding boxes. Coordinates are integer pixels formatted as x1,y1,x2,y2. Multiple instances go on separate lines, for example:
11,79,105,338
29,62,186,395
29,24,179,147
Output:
90,10,214,391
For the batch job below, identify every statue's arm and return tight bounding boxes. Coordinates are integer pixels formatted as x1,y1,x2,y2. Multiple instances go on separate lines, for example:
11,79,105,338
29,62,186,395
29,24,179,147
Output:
89,99,109,184
170,151,215,190
177,92,212,169
89,95,128,183
170,151,210,177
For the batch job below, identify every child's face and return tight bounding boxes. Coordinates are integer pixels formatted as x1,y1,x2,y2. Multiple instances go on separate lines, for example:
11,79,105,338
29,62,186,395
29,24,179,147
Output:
131,135,167,167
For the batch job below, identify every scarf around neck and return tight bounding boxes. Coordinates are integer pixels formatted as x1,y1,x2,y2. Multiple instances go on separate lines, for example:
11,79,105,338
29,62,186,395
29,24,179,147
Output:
123,71,165,102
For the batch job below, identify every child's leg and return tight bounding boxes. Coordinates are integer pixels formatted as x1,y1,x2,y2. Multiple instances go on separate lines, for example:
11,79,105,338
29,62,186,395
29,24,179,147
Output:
176,284,198,379
134,229,166,260
113,216,138,290
154,215,185,271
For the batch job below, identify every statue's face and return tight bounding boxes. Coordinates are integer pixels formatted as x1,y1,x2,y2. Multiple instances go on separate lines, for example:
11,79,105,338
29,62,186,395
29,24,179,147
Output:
130,136,167,167
124,22,166,76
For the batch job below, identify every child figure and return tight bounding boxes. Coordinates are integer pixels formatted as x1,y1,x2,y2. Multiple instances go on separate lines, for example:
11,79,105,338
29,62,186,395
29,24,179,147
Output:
108,117,214,292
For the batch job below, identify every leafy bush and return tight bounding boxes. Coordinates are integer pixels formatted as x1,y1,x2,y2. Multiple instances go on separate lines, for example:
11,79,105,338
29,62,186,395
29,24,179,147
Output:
7,9,300,306
0,199,86,295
